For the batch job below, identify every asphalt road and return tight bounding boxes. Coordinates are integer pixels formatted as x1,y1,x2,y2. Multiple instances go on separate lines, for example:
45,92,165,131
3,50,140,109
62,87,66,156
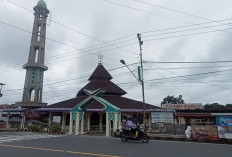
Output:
0,132,231,157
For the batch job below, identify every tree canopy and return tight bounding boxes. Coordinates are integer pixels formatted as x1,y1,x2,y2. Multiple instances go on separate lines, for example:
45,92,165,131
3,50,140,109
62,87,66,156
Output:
204,103,232,110
161,95,184,104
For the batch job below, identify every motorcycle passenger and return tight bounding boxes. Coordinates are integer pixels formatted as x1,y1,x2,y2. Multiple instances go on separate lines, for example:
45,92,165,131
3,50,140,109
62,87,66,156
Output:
121,115,129,131
126,115,136,138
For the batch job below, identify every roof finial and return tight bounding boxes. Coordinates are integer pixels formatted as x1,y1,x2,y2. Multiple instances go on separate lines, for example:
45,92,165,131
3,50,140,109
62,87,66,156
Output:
97,53,104,64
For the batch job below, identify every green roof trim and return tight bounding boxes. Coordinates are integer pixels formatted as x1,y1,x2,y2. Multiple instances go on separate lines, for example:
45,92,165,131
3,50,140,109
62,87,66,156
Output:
71,89,121,112
37,0,47,8
94,96,121,112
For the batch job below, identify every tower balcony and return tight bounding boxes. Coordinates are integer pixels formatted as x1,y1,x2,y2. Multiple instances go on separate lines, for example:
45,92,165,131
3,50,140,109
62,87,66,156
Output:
23,63,48,71
16,101,47,108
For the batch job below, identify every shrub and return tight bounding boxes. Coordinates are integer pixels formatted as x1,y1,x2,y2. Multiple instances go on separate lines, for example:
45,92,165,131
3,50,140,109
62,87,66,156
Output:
51,123,61,132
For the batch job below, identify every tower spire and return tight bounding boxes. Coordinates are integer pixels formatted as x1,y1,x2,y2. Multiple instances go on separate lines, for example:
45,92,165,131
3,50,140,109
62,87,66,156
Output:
16,1,49,108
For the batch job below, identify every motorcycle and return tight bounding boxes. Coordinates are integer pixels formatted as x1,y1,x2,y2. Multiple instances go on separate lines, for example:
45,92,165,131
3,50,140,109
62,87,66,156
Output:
120,125,149,143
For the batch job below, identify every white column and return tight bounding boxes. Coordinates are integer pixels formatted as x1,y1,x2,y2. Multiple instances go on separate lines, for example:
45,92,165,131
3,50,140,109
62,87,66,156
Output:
48,112,52,128
6,114,10,129
106,113,109,137
75,112,80,135
118,113,121,128
80,112,84,134
114,113,118,132
87,114,90,132
20,113,25,130
69,112,73,135
61,112,66,132
99,113,103,132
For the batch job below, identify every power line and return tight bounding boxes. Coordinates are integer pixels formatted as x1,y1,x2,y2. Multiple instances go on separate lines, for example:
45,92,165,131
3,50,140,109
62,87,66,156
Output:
102,0,231,34
146,68,232,82
131,0,223,23
1,21,231,73
145,61,232,64
2,2,232,72
141,18,232,34
0,20,231,74
4,0,137,55
142,22,232,38
0,20,123,65
2,62,140,93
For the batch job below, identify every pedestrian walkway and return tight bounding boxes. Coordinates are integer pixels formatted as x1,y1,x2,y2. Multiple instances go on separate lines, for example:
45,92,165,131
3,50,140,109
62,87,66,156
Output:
0,132,65,144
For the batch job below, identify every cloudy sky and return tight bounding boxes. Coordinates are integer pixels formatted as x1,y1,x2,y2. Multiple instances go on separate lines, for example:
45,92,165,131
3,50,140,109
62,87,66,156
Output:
1,0,232,107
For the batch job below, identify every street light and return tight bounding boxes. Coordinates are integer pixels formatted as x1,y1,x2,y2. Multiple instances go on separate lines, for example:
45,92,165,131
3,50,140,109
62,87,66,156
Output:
120,59,146,129
120,33,146,130
120,60,141,85
0,83,6,97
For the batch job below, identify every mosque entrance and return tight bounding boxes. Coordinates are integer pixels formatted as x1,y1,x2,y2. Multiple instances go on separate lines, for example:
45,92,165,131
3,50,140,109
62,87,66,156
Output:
69,89,121,137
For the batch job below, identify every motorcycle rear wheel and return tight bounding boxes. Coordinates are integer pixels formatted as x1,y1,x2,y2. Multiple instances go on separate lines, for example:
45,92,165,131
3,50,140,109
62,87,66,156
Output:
121,133,128,142
141,134,149,143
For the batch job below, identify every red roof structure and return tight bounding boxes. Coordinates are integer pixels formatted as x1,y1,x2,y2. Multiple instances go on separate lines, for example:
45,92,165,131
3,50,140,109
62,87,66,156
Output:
0,105,8,109
48,63,159,111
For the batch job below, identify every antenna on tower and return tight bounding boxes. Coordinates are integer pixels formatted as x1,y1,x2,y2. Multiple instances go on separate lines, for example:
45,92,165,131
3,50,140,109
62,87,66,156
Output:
47,11,52,26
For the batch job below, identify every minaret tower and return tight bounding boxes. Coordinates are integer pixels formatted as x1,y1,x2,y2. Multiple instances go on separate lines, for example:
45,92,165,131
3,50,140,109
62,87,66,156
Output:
17,0,49,108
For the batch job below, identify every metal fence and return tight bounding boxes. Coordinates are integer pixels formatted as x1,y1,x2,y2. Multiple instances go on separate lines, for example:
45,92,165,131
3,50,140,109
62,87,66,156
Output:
148,123,185,135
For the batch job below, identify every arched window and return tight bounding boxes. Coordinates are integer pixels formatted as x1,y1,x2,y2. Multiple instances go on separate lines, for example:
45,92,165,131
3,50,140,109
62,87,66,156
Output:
29,88,35,101
39,14,42,20
34,48,39,62
37,89,41,101
38,25,41,32
37,32,41,41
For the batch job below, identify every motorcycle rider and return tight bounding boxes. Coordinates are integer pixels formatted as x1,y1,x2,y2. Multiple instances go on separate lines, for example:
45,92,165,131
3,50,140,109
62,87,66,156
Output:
121,115,129,131
126,115,136,138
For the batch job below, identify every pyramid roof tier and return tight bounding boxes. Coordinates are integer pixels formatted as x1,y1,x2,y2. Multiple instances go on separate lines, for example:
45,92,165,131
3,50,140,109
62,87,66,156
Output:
77,81,127,96
88,63,113,81
47,96,159,110
77,63,126,96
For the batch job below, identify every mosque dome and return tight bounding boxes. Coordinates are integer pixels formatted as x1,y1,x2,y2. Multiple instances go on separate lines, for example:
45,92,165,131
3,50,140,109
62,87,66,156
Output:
37,0,47,8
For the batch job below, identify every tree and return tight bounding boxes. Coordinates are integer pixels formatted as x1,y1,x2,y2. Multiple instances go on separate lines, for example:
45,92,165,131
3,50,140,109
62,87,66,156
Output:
161,95,184,104
226,104,232,107
203,103,224,110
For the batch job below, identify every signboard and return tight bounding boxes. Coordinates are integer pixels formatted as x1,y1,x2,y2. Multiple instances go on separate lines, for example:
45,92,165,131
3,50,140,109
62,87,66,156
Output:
162,103,202,110
192,125,218,139
9,116,22,124
53,116,61,123
216,116,232,139
151,111,174,123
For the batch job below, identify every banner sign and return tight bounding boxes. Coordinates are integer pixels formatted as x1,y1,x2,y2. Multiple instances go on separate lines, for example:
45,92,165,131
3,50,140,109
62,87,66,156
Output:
216,116,232,139
151,111,174,123
192,125,218,139
0,121,6,129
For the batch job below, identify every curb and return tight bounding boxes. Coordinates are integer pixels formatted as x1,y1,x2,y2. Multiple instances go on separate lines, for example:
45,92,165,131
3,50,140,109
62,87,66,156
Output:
114,135,232,144
148,136,232,144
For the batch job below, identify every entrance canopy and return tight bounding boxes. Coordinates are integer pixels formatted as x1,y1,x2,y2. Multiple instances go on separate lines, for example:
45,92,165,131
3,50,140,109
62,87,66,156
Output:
70,89,121,137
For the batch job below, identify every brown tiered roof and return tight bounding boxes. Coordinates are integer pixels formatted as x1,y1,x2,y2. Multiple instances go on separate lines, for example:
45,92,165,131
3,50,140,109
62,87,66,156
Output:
77,63,126,96
88,64,112,81
48,63,159,110
47,96,159,110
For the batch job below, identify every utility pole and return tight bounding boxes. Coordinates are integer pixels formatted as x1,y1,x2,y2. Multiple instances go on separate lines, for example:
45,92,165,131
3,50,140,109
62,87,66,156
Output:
137,33,146,129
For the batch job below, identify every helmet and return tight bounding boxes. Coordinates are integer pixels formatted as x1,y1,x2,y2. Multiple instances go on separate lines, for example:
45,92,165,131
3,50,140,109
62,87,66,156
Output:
122,115,127,120
127,115,132,120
